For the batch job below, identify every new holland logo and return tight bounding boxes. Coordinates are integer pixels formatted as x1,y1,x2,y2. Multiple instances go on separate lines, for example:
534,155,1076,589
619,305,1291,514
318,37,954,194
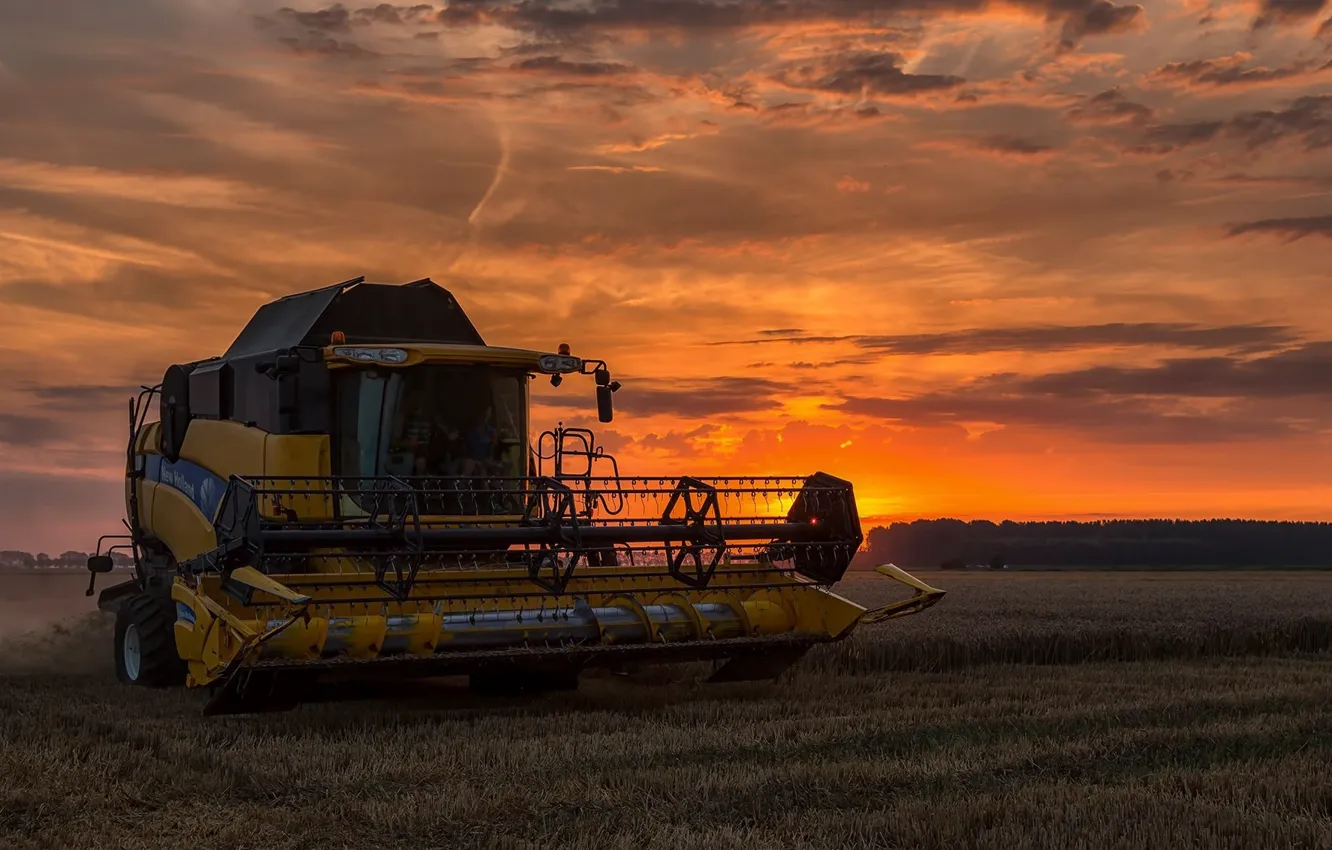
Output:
158,459,224,519
161,465,197,502
199,477,217,516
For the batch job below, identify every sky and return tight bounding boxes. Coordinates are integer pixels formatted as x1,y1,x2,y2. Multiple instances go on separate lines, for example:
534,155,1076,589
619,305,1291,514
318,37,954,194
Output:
2,0,1332,553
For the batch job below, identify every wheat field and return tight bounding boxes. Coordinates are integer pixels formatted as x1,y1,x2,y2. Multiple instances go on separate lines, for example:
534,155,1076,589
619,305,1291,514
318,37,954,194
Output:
2,571,1331,850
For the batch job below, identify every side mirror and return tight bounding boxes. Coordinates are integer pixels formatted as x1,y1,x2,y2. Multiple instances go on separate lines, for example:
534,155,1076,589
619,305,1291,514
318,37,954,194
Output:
597,385,614,423
86,555,114,574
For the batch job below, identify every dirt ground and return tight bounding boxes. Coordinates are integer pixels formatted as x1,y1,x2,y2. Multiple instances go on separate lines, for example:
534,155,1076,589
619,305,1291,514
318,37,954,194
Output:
2,571,1331,850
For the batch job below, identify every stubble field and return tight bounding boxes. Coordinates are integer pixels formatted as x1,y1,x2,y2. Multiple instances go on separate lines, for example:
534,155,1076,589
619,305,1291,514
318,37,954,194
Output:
2,570,1331,850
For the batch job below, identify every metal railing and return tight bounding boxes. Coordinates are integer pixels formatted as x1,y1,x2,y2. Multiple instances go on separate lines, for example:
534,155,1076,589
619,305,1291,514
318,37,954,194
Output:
195,473,862,599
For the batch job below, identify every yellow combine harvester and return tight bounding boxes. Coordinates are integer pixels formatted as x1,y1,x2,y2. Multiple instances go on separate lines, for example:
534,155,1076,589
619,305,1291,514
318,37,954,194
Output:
85,277,944,714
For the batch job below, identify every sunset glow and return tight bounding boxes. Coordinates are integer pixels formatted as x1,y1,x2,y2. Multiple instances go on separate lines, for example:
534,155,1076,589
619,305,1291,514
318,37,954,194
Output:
3,0,1332,552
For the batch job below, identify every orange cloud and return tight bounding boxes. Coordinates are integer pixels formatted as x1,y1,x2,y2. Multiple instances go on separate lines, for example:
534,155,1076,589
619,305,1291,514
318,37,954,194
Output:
568,164,666,173
918,134,1058,161
1145,52,1332,93
0,158,269,209
594,123,722,153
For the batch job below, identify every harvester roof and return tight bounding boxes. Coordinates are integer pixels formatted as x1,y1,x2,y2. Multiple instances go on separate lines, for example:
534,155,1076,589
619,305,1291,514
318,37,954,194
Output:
223,277,485,359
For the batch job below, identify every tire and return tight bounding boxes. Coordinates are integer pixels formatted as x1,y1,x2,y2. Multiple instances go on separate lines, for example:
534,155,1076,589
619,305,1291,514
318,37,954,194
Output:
114,592,186,687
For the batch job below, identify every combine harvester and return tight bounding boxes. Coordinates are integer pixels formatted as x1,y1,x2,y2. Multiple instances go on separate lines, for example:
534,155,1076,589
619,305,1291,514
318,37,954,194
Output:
84,278,945,714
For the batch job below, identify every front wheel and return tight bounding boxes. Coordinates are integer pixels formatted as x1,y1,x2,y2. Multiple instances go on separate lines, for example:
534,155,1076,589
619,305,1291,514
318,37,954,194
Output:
114,592,186,687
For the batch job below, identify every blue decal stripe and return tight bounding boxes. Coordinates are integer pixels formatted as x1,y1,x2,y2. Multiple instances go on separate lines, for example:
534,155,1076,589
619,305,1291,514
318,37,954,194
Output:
147,455,227,521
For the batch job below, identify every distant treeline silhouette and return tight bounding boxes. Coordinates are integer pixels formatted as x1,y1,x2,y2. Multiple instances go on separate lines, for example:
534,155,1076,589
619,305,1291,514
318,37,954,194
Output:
0,550,133,571
7,520,1332,572
861,519,1332,569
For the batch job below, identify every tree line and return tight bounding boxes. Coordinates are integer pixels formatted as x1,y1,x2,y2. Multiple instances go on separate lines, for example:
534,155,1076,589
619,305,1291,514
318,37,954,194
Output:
8,518,1332,572
0,550,134,571
858,519,1332,569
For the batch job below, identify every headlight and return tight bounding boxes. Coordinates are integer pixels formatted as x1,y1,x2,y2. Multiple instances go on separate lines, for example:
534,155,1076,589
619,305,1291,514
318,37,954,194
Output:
333,347,409,363
539,354,583,373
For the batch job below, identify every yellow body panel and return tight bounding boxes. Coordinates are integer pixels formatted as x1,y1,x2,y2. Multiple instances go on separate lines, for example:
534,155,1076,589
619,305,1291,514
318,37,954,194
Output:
173,581,245,686
262,434,333,522
149,485,217,562
134,417,339,560
135,421,161,455
742,599,794,635
179,419,267,480
131,478,157,529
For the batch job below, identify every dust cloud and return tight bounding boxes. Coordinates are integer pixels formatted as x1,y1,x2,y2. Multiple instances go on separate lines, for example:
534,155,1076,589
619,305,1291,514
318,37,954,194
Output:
0,573,113,676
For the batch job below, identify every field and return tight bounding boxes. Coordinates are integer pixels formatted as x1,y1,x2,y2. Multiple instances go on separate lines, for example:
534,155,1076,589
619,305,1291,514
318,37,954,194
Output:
3,571,1332,849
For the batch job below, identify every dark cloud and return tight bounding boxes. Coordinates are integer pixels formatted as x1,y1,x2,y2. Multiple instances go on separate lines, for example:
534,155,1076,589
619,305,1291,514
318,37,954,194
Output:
789,358,874,368
1065,88,1154,126
706,334,856,347
357,5,403,25
1149,54,1332,90
434,0,489,26
1128,94,1332,155
616,376,792,417
975,134,1054,156
271,3,355,32
711,323,1296,354
1155,167,1195,182
776,52,964,98
1057,0,1145,49
1131,120,1225,154
262,3,436,31
431,0,1145,49
0,414,66,447
831,389,1302,443
1212,172,1332,189
0,268,228,320
755,101,890,128
1226,94,1332,151
353,3,428,25
30,384,141,412
1253,0,1328,29
278,34,381,59
1226,215,1332,240
829,343,1332,443
622,423,721,457
539,376,790,418
433,0,756,33
511,56,636,76
256,3,439,57
1017,343,1332,398
853,323,1298,355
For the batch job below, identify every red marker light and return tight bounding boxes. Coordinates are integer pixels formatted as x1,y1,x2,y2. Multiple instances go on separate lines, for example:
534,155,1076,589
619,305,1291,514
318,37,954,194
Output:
558,343,571,355
330,331,346,344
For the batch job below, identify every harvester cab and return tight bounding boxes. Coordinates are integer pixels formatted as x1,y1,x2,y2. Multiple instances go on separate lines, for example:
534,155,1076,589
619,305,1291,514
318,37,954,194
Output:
87,277,945,714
